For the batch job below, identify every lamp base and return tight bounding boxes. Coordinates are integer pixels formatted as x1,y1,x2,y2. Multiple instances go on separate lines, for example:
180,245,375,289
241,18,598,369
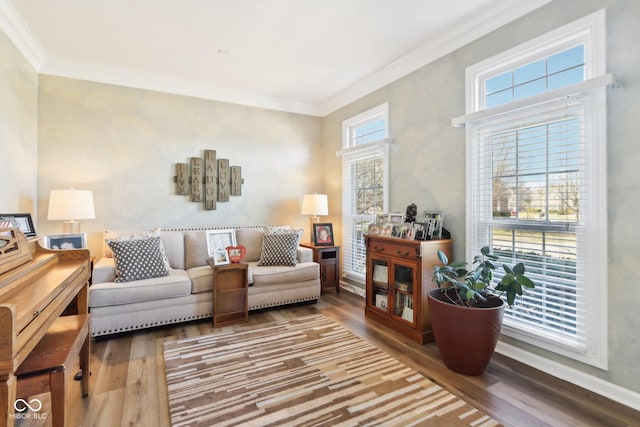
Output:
63,221,81,234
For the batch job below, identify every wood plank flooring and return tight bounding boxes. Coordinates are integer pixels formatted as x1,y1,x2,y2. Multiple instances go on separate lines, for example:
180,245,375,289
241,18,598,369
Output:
16,290,640,427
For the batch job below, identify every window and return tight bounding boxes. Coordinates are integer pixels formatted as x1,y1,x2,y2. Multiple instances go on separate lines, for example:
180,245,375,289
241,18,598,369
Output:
339,103,389,284
458,11,609,368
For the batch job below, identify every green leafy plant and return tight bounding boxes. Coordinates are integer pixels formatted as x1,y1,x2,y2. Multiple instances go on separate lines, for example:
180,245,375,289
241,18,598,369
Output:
432,246,535,307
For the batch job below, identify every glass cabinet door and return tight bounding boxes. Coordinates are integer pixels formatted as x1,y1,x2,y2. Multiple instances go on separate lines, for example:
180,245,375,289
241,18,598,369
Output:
392,263,415,324
371,259,389,312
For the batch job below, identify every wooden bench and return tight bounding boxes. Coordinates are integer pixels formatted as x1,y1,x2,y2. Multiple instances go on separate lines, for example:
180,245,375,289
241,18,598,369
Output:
15,314,90,427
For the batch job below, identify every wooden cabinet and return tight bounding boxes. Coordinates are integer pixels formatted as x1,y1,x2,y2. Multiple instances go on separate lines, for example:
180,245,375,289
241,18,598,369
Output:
364,235,452,344
0,241,91,427
208,261,248,327
300,243,340,293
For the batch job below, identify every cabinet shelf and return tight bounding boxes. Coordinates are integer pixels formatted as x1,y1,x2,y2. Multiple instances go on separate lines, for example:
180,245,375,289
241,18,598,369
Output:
364,235,452,344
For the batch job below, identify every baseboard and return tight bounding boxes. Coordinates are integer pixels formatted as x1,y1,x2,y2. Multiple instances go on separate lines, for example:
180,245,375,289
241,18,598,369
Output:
496,341,640,411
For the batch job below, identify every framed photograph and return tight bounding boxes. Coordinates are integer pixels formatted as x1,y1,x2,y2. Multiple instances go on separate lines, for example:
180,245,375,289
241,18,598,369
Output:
423,211,444,239
402,223,416,240
206,229,237,258
44,233,86,250
376,214,389,224
0,213,36,237
391,224,403,238
212,248,230,266
389,213,404,224
413,222,430,240
367,223,382,235
380,223,393,236
313,223,334,246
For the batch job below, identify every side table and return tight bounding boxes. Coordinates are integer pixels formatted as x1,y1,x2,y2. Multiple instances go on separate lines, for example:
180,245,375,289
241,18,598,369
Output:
207,260,249,327
300,243,340,293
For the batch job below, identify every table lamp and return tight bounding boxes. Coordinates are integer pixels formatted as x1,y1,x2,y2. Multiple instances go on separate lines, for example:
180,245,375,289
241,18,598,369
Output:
301,193,328,242
47,189,95,233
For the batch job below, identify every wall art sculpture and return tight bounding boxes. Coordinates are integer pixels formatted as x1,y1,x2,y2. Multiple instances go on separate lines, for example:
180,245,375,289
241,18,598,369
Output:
173,149,244,210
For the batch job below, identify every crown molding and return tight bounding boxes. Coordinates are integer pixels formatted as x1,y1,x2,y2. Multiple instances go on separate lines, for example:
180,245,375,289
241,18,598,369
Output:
3,0,551,117
41,55,322,115
0,0,44,71
316,0,553,116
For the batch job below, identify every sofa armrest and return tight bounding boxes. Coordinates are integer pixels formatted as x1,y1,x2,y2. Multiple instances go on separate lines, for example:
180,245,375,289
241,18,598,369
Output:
93,257,117,284
297,246,313,263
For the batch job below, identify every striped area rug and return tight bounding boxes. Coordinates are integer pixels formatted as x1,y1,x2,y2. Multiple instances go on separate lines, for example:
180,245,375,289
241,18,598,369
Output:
163,314,500,426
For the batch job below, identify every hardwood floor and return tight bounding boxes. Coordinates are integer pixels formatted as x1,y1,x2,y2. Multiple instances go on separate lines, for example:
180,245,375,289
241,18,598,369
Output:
17,290,640,427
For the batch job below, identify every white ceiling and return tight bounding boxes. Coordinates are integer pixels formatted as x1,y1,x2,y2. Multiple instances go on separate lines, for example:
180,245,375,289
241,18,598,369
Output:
4,0,550,116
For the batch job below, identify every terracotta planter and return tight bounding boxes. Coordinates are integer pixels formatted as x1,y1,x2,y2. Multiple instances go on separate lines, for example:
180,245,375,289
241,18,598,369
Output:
428,288,505,376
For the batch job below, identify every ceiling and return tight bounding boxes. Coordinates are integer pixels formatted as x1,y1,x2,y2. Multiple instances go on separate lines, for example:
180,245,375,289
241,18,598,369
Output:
4,0,550,116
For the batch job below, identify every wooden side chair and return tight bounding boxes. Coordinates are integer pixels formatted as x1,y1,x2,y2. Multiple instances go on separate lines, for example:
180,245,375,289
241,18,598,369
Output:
15,314,90,427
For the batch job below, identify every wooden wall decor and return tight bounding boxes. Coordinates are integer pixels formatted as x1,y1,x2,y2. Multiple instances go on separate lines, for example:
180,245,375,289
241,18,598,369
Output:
173,150,244,210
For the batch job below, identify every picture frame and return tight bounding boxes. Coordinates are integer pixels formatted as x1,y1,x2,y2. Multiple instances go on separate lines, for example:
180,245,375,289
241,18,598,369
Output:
212,248,230,266
379,223,393,236
0,213,36,237
423,211,444,239
43,233,87,250
206,229,237,258
388,213,404,224
312,223,334,246
367,223,382,235
376,214,389,224
413,222,430,240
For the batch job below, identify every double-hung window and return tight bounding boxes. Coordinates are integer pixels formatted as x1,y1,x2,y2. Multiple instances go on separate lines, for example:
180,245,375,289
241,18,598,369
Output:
457,11,610,368
339,103,389,284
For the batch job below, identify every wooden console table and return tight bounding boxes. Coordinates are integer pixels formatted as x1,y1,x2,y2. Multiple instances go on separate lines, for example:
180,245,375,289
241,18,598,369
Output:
0,241,91,427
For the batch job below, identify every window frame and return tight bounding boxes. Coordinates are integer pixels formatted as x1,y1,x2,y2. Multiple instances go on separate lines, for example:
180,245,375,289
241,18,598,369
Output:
463,10,608,369
340,103,390,284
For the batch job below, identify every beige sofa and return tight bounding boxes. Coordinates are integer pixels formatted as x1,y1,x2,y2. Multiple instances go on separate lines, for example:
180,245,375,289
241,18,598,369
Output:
89,226,320,337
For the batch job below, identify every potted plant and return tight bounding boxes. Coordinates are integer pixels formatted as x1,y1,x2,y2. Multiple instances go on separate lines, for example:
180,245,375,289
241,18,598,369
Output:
429,246,535,375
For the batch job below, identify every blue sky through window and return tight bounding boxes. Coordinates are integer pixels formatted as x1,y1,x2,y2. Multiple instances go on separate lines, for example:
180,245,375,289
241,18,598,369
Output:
485,45,585,108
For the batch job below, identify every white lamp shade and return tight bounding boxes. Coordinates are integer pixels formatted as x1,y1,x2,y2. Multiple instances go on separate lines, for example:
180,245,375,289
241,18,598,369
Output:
47,189,96,221
301,194,328,216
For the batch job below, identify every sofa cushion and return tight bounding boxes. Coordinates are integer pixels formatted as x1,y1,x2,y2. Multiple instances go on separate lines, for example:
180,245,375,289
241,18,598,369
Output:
184,231,209,269
249,261,319,287
159,230,185,269
89,269,192,307
107,236,170,283
188,266,213,294
257,228,303,266
236,228,264,262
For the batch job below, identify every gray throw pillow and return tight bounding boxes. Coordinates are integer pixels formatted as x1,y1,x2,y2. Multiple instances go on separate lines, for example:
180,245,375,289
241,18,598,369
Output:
257,231,301,266
107,236,170,283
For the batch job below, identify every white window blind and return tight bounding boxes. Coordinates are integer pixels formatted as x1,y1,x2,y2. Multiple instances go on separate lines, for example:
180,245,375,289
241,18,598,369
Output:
469,93,591,346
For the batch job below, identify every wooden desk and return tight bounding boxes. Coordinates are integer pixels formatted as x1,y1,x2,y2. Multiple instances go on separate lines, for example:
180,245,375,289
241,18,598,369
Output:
0,242,91,427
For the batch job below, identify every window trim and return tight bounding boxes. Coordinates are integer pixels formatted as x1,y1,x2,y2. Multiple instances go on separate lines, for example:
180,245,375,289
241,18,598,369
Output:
340,103,390,284
462,10,608,369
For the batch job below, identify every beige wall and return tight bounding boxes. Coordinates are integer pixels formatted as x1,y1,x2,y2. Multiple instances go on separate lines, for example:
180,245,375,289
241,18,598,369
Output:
36,76,323,256
322,0,640,396
0,29,38,214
